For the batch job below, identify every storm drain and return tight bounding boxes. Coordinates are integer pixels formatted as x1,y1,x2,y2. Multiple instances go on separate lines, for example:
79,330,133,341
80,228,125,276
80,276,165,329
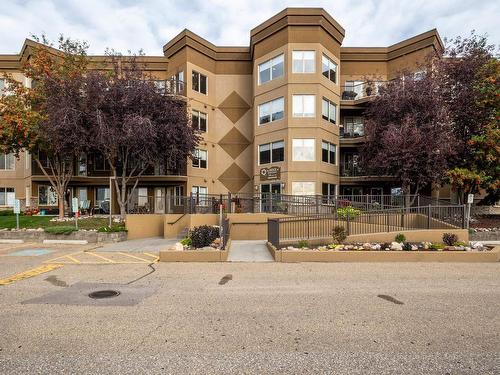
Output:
88,290,121,299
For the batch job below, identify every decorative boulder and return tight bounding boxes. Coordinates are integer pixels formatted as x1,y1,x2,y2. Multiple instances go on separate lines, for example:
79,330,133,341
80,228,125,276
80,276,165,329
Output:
411,245,418,251
390,242,403,251
362,243,372,250
174,242,184,251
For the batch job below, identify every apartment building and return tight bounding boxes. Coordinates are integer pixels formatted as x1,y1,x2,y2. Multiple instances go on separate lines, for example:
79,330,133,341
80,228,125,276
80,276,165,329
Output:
0,8,443,214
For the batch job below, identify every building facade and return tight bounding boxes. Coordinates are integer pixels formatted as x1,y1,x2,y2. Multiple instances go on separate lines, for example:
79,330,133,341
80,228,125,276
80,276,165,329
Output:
0,8,444,214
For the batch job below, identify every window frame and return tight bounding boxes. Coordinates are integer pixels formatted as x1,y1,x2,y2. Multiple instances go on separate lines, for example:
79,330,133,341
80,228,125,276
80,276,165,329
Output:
292,95,316,118
292,181,316,196
321,141,337,165
0,153,15,171
0,187,15,206
38,185,57,206
192,110,208,132
258,140,284,165
191,70,208,95
321,54,337,83
321,97,337,124
292,50,316,74
192,149,208,169
292,139,315,162
258,97,285,125
322,183,336,197
258,54,284,85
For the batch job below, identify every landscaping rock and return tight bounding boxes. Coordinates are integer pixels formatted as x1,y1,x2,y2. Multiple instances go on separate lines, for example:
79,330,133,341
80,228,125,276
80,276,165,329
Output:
390,242,403,251
411,245,418,251
372,244,381,250
174,242,184,251
362,243,371,250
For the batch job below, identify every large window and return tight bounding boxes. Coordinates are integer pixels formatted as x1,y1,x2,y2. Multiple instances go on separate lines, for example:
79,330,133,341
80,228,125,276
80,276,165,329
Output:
192,110,207,132
342,116,364,138
192,186,208,206
192,149,207,169
322,55,337,83
0,153,15,170
192,71,207,94
292,181,315,196
93,153,108,171
174,186,184,206
38,185,57,206
321,98,337,124
95,187,110,208
322,183,336,197
258,54,284,85
292,95,315,118
258,97,284,125
168,71,184,94
321,141,336,164
0,187,15,206
259,141,284,165
292,51,315,73
292,139,315,161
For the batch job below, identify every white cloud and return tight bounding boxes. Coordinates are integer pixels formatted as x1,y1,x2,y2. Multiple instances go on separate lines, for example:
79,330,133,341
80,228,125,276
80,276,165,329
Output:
0,0,498,55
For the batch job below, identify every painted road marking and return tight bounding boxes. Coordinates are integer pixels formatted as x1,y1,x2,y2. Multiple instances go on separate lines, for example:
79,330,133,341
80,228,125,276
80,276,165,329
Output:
0,264,63,286
8,249,54,257
43,251,158,264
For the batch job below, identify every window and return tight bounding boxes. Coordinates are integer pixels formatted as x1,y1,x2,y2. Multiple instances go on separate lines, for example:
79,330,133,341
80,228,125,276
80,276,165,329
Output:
153,80,166,92
292,139,315,161
192,71,207,94
174,186,184,206
0,187,15,206
77,187,88,202
192,110,207,132
342,81,364,99
321,141,336,164
93,153,108,171
137,187,148,206
191,186,208,206
258,97,284,125
321,98,337,124
258,54,284,84
38,185,57,206
292,95,315,118
292,51,315,73
0,153,15,170
259,141,284,165
168,71,184,94
342,116,364,138
192,149,207,169
95,187,110,207
78,154,87,176
322,183,336,197
322,55,337,83
292,182,315,196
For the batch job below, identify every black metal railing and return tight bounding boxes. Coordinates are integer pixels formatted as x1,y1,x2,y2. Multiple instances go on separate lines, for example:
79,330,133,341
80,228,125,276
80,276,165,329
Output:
267,205,466,248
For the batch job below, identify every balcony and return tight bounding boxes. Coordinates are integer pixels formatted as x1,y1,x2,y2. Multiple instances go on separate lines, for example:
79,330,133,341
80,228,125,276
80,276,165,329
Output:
340,123,365,139
340,162,365,177
154,78,186,97
341,81,386,101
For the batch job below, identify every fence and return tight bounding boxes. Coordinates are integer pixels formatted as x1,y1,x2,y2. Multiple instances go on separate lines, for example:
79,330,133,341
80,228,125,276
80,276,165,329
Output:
268,205,466,248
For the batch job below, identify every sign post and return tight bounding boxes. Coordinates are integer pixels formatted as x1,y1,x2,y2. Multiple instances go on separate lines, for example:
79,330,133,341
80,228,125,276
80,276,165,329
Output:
72,197,79,230
13,199,20,230
466,193,474,230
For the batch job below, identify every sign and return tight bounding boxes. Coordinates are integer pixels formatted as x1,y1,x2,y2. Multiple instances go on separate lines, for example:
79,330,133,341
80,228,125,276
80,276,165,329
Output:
72,197,79,213
13,199,20,214
260,166,281,181
467,194,474,204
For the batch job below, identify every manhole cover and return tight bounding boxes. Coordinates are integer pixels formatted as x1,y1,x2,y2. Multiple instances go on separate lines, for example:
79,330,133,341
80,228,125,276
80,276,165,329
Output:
88,290,120,299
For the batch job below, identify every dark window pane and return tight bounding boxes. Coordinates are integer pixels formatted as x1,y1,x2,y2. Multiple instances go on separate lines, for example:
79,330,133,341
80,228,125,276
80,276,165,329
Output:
329,68,336,83
200,74,207,94
261,184,270,193
322,147,328,162
272,110,284,121
260,149,270,164
259,68,270,84
330,150,336,164
199,115,207,132
272,61,283,79
272,145,284,162
260,115,270,124
192,72,199,91
322,183,328,196
200,159,207,169
192,111,199,129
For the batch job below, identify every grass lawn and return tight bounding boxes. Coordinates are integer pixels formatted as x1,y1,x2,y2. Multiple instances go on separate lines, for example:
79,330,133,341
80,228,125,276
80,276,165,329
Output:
0,215,123,230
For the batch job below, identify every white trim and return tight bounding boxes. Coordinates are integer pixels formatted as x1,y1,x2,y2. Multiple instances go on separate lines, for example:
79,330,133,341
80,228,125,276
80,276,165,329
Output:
258,53,284,85
292,50,316,74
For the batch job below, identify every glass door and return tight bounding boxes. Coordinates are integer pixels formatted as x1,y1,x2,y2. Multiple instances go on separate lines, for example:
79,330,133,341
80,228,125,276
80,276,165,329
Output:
261,183,281,212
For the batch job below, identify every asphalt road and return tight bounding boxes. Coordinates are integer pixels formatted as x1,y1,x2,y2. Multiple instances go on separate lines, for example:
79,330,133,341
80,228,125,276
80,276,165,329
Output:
0,251,499,374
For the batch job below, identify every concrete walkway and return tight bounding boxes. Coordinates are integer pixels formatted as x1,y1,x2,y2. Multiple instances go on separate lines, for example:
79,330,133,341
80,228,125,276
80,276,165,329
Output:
228,240,274,262
98,237,177,253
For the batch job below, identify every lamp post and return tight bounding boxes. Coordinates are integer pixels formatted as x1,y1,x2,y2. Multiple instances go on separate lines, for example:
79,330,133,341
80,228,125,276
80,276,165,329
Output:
109,176,115,228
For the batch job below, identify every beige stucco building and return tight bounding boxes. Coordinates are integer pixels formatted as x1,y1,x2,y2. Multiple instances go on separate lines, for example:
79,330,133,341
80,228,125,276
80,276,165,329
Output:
0,8,443,214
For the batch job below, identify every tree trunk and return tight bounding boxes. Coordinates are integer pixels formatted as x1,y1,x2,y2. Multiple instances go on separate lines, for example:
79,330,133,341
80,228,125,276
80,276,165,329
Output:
58,192,65,219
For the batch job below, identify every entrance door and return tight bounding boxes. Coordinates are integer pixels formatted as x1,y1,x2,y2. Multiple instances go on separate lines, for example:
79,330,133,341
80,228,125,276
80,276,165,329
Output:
261,183,281,213
155,188,165,214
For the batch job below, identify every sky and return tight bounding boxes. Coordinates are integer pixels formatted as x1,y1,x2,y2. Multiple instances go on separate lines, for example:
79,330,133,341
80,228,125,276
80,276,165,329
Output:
0,0,499,55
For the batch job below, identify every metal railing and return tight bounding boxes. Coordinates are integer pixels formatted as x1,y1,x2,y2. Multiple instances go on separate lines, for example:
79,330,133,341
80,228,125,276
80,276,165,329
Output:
341,81,386,101
268,204,466,248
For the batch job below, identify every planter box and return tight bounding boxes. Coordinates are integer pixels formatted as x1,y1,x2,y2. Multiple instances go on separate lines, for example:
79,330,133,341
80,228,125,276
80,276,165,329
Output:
267,243,499,263
0,230,127,243
159,247,228,262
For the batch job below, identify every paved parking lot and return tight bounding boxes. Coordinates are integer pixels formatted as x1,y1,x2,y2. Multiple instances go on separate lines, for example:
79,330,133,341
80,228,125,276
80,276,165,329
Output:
0,242,499,374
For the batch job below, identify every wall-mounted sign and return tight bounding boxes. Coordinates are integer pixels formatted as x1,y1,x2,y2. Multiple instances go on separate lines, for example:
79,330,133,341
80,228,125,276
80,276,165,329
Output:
260,166,281,181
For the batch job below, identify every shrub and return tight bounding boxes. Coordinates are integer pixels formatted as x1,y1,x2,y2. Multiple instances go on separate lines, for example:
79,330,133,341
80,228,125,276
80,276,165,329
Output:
190,225,219,248
454,241,467,247
180,237,192,247
395,233,406,243
97,226,127,233
429,243,445,250
0,209,15,216
332,225,347,244
336,206,361,220
298,239,309,248
44,226,77,235
442,233,458,246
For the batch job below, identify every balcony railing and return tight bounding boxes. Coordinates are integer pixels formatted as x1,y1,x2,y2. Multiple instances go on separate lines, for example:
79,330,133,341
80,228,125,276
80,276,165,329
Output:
340,125,365,139
341,81,386,101
340,162,365,177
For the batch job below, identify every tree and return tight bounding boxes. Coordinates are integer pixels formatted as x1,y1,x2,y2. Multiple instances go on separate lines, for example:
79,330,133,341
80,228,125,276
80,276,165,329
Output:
360,71,455,205
435,32,499,202
0,36,90,218
85,55,198,219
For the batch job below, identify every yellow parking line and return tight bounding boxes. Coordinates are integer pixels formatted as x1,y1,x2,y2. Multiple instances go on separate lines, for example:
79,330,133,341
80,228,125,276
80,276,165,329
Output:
86,252,116,263
44,251,84,264
65,255,81,263
143,252,160,261
0,264,63,286
118,252,151,263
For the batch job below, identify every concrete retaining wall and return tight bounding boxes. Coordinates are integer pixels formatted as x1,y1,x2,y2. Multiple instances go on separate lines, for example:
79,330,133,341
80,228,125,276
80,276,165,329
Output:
126,214,165,239
470,230,500,241
0,230,127,243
